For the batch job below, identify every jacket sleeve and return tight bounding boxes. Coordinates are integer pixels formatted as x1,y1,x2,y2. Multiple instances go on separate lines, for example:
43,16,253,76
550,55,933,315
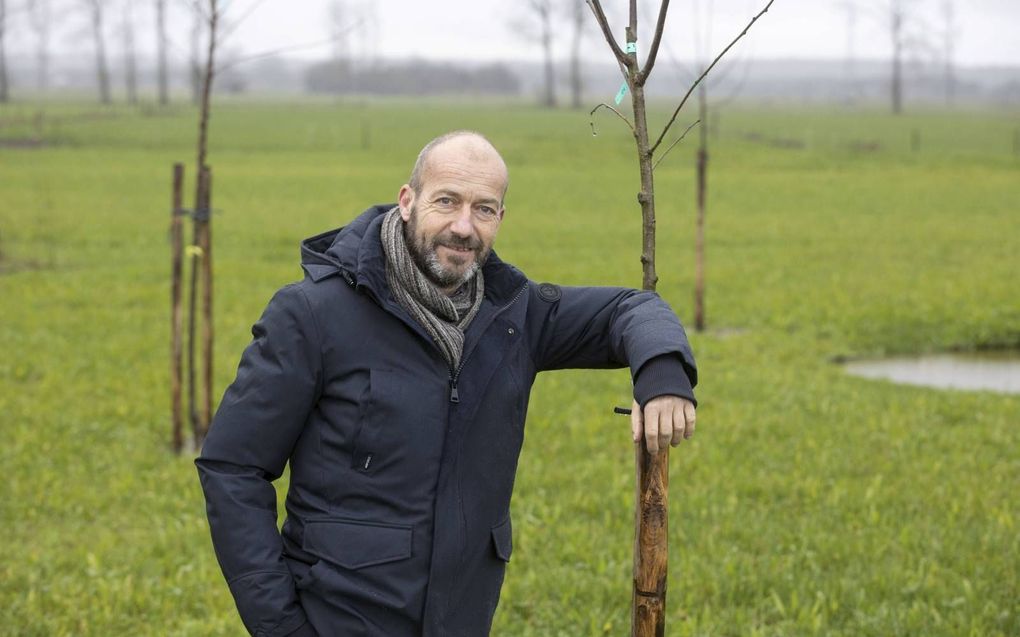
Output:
195,283,322,637
529,285,697,405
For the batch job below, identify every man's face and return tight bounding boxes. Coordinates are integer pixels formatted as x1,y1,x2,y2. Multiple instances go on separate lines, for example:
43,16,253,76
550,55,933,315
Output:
398,143,506,292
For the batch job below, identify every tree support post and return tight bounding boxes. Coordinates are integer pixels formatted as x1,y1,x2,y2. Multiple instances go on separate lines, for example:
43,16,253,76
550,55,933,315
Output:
170,163,185,454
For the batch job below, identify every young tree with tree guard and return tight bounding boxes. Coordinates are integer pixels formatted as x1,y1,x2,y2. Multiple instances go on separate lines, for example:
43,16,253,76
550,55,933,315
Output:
585,1,773,633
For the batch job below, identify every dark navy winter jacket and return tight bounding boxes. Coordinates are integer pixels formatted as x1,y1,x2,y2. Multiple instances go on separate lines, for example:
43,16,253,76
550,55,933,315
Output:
196,205,697,636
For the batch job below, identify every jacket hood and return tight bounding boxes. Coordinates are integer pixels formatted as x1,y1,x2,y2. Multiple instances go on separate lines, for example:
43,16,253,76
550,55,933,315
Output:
300,204,392,282
299,204,527,305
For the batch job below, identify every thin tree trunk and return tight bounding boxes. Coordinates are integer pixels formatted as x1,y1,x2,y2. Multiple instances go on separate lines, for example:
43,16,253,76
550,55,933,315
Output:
90,0,112,104
0,0,9,103
191,0,217,444
891,3,902,115
569,1,584,109
196,1,216,175
694,85,708,332
157,0,168,104
630,76,669,637
621,7,669,630
35,4,50,94
942,0,955,106
199,167,214,441
171,163,185,454
123,3,138,105
189,8,202,105
540,7,556,107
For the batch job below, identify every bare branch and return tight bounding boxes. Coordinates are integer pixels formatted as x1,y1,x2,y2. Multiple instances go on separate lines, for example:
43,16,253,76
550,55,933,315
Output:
219,0,271,44
639,0,671,83
585,0,627,66
651,119,699,171
589,102,635,135
216,23,362,73
651,0,774,154
178,0,210,23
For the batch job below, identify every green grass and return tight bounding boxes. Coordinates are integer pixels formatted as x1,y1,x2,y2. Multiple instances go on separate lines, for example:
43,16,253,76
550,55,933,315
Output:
1,99,1018,636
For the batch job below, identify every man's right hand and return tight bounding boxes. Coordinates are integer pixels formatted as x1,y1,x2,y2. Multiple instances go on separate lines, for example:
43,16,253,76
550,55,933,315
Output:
629,396,696,453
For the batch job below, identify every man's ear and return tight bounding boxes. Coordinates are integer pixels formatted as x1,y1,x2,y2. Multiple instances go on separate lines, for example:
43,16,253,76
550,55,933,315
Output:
397,185,415,221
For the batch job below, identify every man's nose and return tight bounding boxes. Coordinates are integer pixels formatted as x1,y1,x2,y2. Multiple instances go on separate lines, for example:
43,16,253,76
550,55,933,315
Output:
449,204,475,237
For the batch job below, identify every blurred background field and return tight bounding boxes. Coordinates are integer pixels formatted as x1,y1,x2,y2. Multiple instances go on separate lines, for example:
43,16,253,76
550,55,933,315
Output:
1,98,1018,636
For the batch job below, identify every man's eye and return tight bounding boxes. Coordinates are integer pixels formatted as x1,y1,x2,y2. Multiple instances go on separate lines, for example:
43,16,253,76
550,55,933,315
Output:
477,206,496,217
437,197,454,205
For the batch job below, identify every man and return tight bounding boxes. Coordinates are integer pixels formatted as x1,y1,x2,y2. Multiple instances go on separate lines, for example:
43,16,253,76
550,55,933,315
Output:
197,131,697,637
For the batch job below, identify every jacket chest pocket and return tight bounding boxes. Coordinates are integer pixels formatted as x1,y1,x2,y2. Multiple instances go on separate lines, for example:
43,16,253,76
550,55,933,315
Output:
350,368,446,477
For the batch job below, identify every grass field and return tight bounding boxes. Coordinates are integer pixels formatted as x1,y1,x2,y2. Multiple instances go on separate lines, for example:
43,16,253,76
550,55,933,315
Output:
1,98,1018,636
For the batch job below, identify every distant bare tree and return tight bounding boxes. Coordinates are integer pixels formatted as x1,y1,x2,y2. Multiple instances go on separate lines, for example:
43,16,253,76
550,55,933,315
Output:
328,0,350,63
156,0,168,104
834,0,858,101
0,0,8,103
567,0,586,108
326,0,351,93
188,2,203,104
85,0,113,104
27,0,53,93
518,0,557,107
890,0,904,114
121,0,138,104
855,0,929,114
940,0,957,105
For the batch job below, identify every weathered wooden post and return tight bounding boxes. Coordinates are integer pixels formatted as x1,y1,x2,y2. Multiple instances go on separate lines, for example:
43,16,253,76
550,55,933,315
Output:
187,181,201,444
170,163,185,453
694,85,708,333
198,166,214,441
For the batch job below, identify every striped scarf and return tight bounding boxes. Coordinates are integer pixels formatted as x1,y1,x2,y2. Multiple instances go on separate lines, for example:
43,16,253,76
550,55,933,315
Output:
380,207,484,369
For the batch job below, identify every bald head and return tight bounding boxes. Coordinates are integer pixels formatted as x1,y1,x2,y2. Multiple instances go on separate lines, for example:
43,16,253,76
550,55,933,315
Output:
408,131,509,202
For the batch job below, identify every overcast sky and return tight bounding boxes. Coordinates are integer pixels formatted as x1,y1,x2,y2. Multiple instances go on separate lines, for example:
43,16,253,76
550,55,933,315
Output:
7,0,1020,67
220,0,1019,67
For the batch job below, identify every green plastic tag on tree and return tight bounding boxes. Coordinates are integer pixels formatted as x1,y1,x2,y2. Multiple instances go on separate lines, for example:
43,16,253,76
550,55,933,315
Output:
614,83,629,105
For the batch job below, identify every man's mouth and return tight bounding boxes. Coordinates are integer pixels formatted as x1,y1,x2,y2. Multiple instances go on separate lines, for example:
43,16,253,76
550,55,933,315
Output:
437,242,477,254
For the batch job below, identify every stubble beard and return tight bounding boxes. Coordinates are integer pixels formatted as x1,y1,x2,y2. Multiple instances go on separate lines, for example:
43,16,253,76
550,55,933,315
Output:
404,205,489,289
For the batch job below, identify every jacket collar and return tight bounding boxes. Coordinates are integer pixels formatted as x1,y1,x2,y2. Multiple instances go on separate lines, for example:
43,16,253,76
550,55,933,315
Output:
300,205,527,307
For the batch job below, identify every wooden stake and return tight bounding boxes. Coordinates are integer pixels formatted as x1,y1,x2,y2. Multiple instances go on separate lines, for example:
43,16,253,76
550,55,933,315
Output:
199,166,214,443
633,445,669,637
170,163,184,454
187,174,202,445
694,85,708,333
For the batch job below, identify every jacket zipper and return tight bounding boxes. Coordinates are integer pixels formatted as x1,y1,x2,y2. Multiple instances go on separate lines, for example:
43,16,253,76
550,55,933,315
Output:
449,283,528,403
